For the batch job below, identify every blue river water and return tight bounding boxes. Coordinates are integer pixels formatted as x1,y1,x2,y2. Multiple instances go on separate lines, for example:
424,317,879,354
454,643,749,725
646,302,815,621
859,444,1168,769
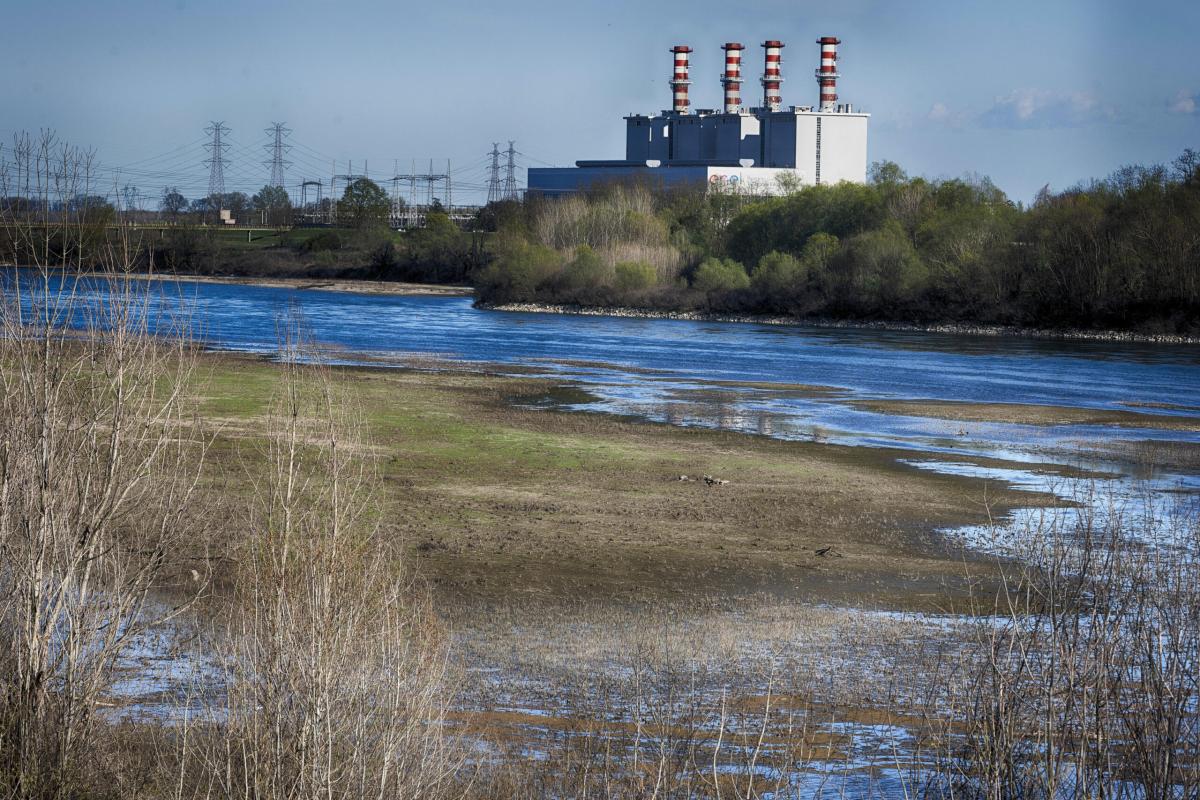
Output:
6,272,1200,492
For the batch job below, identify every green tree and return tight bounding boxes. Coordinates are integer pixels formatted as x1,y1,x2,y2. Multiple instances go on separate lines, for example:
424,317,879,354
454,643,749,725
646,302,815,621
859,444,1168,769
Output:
338,178,391,229
692,257,749,294
835,220,928,314
725,182,885,269
252,185,293,226
869,160,908,187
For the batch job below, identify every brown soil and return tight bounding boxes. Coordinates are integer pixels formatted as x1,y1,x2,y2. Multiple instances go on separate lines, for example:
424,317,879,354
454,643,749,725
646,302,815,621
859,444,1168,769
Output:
354,371,1050,609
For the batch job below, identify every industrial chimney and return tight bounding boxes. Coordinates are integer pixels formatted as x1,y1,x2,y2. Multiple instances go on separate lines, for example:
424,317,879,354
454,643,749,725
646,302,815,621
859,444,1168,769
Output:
761,40,785,111
670,45,693,114
815,36,841,111
721,42,745,113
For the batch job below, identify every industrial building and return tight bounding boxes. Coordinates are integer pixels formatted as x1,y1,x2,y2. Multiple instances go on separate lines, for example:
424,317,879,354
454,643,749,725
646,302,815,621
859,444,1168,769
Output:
528,37,869,197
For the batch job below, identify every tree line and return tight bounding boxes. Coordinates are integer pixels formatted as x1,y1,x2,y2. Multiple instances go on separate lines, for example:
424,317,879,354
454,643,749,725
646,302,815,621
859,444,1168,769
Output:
476,150,1200,334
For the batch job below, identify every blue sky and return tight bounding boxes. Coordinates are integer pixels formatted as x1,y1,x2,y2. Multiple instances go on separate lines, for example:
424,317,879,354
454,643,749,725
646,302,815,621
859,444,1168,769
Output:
3,0,1198,205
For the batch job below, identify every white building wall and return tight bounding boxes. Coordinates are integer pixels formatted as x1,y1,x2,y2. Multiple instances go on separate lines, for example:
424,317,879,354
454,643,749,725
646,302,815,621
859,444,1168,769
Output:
814,113,869,184
762,110,868,183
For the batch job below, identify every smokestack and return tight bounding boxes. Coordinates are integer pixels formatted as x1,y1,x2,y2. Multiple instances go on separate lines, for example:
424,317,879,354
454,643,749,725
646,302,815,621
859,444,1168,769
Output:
670,45,693,114
761,40,785,111
721,42,745,114
815,36,841,112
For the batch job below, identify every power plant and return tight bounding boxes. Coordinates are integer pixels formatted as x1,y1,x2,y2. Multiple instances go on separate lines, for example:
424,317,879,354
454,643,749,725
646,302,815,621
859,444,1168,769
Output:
528,36,869,197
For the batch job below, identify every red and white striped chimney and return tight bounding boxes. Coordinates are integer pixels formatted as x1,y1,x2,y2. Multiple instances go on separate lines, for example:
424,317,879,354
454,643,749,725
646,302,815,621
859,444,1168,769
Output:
815,36,841,111
721,42,745,113
669,45,693,114
761,40,785,111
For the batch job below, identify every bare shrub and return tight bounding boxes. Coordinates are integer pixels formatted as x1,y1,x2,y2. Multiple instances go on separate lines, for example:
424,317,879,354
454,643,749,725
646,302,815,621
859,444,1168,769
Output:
0,131,209,799
932,491,1200,799
531,185,669,254
602,241,683,283
167,319,464,800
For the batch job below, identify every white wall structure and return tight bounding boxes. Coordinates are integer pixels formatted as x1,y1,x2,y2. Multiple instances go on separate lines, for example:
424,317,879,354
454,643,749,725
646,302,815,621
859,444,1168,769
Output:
527,36,869,198
761,109,869,185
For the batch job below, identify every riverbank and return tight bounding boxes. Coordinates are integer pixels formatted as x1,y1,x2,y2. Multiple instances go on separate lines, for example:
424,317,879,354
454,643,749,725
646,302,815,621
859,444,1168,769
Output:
197,352,1051,610
480,301,1200,344
111,271,474,297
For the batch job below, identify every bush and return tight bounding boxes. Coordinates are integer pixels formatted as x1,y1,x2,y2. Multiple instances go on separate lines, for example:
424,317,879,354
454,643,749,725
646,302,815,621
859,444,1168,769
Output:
751,251,806,298
691,257,749,294
614,260,657,292
301,230,342,253
561,246,611,293
475,237,563,303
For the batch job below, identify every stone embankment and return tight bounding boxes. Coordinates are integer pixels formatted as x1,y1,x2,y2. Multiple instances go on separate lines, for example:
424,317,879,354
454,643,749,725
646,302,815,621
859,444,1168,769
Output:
478,302,1200,344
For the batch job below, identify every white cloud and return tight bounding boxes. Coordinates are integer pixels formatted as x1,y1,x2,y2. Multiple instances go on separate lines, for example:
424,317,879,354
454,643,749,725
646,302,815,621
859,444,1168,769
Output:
926,101,971,128
1168,89,1197,114
979,88,1118,129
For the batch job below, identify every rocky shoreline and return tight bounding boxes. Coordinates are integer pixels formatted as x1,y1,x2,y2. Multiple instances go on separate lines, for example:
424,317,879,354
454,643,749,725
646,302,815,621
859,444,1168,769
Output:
479,302,1200,345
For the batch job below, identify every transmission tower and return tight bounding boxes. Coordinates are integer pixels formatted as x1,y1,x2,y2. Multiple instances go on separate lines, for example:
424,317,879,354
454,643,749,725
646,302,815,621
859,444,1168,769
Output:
487,143,503,204
203,122,230,201
121,183,138,212
264,122,292,188
502,141,519,201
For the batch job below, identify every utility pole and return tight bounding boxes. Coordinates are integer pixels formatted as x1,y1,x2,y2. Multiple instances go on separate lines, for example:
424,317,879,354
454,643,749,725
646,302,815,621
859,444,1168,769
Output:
264,122,292,189
502,140,518,202
487,143,503,204
203,122,231,210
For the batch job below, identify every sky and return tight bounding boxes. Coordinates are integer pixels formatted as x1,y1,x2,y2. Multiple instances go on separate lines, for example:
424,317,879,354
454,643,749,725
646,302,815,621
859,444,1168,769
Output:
3,0,1199,206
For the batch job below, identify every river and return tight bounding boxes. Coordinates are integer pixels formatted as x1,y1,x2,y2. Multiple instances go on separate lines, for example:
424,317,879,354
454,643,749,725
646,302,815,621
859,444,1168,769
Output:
8,273,1200,499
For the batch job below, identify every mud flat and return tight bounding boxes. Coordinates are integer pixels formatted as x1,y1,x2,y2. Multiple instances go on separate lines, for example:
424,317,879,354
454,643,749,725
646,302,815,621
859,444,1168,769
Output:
853,398,1200,431
197,353,1061,611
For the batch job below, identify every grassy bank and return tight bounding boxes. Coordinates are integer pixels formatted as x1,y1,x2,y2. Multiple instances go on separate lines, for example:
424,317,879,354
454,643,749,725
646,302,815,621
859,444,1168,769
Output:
194,353,1054,610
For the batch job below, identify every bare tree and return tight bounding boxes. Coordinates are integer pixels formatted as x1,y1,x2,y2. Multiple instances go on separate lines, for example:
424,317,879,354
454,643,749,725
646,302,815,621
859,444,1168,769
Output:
169,318,465,800
0,130,209,799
